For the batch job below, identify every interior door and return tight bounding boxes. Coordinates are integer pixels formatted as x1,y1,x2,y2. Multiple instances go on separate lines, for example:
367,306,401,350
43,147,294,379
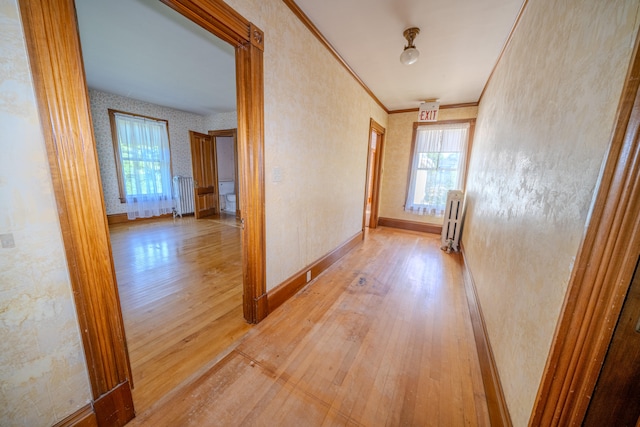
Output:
189,131,218,218
583,256,640,426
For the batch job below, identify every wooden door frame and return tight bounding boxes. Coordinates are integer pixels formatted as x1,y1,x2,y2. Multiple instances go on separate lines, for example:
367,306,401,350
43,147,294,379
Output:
209,128,241,218
362,119,385,230
19,0,266,424
531,32,640,425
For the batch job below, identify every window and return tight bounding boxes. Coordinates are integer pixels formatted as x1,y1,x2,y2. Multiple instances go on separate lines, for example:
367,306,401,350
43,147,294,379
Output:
109,109,174,219
404,121,471,216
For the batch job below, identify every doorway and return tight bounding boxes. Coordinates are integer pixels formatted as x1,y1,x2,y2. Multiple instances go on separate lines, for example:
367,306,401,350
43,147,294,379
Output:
75,0,246,411
19,0,266,423
363,119,385,229
210,129,241,218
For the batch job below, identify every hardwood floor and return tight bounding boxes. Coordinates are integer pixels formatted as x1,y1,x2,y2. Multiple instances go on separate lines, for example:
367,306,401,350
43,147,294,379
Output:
109,215,251,413
128,227,490,426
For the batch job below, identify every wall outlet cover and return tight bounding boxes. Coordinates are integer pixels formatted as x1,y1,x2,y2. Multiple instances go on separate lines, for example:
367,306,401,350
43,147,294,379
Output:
0,233,15,248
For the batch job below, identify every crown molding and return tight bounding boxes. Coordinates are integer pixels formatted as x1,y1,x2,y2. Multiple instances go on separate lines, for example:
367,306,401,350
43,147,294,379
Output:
388,102,479,115
282,0,389,113
478,0,530,103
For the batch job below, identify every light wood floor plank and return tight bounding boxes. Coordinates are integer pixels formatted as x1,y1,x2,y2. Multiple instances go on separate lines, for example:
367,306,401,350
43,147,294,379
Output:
128,227,490,426
109,215,250,413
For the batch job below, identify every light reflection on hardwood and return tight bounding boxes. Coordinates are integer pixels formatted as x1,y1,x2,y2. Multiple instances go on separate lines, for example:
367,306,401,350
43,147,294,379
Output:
129,227,490,426
109,214,251,413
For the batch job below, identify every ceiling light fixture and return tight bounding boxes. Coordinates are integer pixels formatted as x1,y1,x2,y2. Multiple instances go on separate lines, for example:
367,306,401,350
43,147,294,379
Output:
400,27,420,65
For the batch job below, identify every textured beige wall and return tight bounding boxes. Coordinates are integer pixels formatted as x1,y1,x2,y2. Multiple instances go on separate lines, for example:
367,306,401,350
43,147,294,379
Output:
225,0,388,289
0,0,91,425
462,0,640,425
379,107,478,224
203,111,237,131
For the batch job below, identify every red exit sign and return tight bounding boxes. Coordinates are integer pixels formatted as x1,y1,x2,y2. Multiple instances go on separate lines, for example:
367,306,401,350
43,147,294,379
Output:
418,102,439,122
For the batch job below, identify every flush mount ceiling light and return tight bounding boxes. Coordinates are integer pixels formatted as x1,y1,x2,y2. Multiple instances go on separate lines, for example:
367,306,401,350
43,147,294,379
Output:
400,27,420,65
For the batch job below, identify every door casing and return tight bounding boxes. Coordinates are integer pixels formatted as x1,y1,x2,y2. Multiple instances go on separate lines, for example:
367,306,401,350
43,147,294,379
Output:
19,0,266,423
583,256,640,425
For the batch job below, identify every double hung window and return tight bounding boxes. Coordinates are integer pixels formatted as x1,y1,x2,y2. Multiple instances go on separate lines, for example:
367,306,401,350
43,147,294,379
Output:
109,109,174,219
404,122,470,216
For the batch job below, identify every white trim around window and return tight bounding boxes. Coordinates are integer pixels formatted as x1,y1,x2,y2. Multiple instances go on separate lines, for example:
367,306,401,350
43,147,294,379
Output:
404,120,474,217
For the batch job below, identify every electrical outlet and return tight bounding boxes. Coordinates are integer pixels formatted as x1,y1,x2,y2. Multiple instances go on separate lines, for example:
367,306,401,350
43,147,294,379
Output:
306,270,311,282
273,167,282,182
0,233,15,248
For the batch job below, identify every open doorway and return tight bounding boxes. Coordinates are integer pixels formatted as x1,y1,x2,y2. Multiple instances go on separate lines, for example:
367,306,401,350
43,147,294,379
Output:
21,0,266,422
72,0,253,415
211,129,241,219
363,119,385,229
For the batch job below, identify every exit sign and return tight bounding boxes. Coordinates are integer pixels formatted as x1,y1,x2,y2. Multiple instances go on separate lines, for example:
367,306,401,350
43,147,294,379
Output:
418,102,440,122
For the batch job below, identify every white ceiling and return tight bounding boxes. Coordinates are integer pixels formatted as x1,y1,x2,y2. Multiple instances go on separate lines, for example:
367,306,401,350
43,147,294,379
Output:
75,0,523,115
76,0,236,116
294,0,524,110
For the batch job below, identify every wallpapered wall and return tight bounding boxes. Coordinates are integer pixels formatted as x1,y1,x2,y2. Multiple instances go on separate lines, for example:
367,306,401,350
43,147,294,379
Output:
462,0,640,424
203,111,237,130
89,89,206,215
225,0,388,290
379,106,478,225
1,1,91,425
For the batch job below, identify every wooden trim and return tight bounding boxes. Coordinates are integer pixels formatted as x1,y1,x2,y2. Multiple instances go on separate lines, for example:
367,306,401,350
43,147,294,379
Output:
106,212,176,225
93,381,135,427
369,119,385,135
142,1,267,324
413,119,476,126
282,0,388,113
370,121,385,229
478,0,529,104
388,102,479,115
160,0,253,47
531,25,640,426
362,119,386,230
52,404,97,427
388,108,419,115
108,109,126,204
461,246,512,427
20,0,266,423
208,129,237,137
465,121,476,189
267,231,363,313
378,217,442,235
440,102,480,110
235,26,267,323
19,0,134,415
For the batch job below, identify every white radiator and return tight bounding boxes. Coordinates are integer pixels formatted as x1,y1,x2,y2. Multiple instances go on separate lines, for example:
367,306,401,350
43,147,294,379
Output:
173,176,194,217
441,190,464,253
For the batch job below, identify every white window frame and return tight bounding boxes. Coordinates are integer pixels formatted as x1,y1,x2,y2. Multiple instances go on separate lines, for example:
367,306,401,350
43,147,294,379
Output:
108,109,173,203
404,119,474,217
